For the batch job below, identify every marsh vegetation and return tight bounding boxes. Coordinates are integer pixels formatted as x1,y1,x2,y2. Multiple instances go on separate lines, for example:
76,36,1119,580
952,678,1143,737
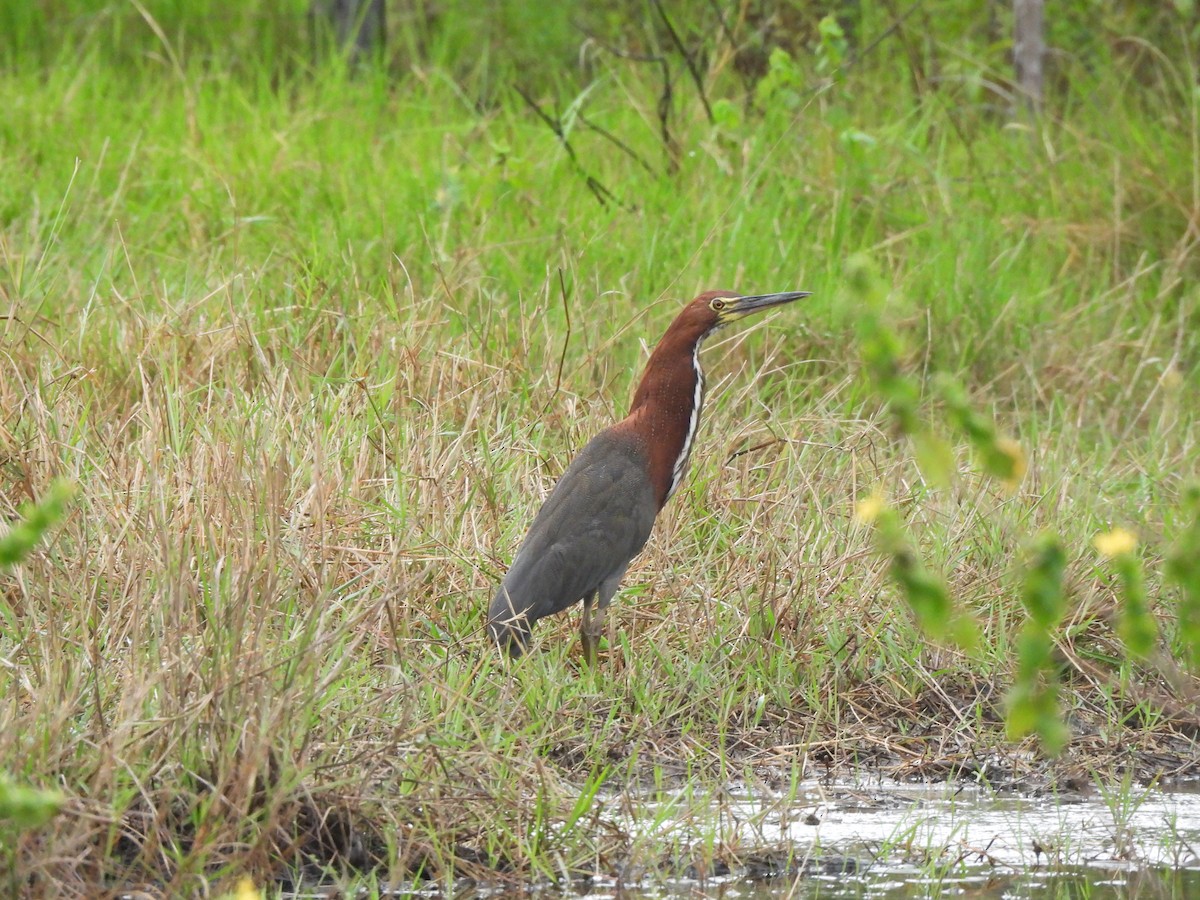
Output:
2,1,1199,896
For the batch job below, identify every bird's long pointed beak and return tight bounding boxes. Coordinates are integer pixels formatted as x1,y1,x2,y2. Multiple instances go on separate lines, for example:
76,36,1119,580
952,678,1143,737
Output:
730,290,812,315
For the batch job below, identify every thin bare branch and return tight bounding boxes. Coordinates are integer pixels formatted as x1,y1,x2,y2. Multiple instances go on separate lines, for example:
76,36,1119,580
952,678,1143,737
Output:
513,85,624,209
651,0,714,124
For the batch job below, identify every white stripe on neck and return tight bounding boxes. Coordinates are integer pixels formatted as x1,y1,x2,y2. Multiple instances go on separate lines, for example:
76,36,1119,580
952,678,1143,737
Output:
665,342,705,502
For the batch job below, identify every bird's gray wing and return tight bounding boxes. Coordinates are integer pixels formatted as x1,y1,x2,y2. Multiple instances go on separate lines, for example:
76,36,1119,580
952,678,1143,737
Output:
493,431,658,626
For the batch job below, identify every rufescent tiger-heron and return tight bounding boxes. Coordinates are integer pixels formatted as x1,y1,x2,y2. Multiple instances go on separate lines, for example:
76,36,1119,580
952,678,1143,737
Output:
487,289,810,664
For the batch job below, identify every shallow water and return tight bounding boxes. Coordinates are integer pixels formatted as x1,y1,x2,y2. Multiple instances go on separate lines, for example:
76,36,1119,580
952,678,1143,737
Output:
714,778,1200,867
295,779,1200,898
620,778,1200,897
578,867,1200,898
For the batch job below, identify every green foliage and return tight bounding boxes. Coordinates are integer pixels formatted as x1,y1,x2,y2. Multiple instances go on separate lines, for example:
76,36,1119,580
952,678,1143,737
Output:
0,480,74,566
754,47,804,111
847,248,1192,752
860,500,979,651
1167,485,1200,671
815,14,848,73
1006,533,1069,753
847,255,1029,494
0,775,63,829
846,256,979,644
1094,532,1158,660
1114,556,1156,659
1020,533,1069,631
848,256,921,437
1,482,72,839
849,263,1027,490
710,98,742,132
935,375,1026,489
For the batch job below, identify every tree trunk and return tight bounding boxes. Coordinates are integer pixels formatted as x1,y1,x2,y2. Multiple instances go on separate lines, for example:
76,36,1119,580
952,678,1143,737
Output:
311,0,386,62
1013,0,1045,114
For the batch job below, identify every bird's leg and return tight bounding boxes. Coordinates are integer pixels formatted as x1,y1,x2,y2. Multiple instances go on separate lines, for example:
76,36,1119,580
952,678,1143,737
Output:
580,591,602,666
581,570,627,667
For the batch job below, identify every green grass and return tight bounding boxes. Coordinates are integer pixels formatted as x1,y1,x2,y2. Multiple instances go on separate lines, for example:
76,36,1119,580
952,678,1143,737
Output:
2,1,1200,895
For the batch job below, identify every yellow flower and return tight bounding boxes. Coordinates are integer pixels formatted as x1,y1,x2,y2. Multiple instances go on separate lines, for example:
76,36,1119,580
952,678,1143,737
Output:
855,490,887,524
1094,528,1137,558
234,878,261,900
996,437,1028,488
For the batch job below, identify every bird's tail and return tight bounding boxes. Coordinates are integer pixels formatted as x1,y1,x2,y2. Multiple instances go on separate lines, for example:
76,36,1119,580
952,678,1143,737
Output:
487,586,531,657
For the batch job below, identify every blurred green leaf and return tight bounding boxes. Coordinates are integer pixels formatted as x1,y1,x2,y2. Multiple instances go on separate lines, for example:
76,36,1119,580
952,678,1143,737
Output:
1166,484,1200,670
755,47,803,110
865,502,979,651
816,14,848,72
911,430,955,489
0,774,63,828
1104,545,1157,659
838,128,875,147
1021,532,1067,629
711,98,742,131
0,479,75,567
936,374,1026,487
1005,533,1070,754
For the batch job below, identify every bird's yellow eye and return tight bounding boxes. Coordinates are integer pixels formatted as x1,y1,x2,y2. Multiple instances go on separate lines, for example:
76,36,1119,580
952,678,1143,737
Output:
711,298,726,312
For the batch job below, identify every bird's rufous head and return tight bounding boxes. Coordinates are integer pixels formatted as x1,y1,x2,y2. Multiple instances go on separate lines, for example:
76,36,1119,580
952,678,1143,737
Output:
678,289,812,336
